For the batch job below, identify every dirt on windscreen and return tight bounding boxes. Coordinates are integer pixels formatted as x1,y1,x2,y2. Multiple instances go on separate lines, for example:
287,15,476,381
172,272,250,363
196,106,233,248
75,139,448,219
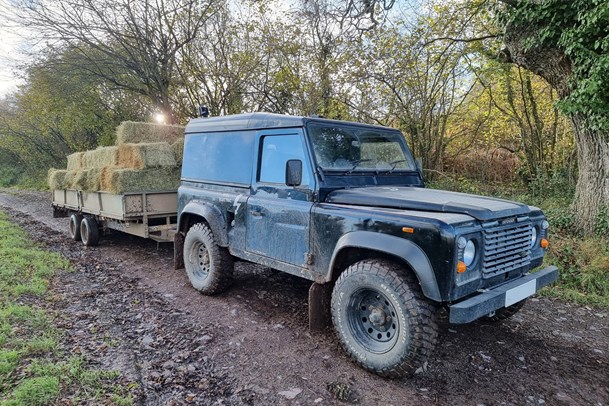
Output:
0,189,608,405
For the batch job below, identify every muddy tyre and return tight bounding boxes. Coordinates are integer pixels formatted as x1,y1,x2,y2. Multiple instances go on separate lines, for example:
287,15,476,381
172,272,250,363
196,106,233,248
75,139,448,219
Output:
69,213,83,241
184,223,234,295
484,299,527,322
331,259,438,378
80,216,99,246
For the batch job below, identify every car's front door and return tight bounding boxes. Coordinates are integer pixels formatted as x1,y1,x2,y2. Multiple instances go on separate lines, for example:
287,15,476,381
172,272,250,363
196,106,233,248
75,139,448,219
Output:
245,129,315,267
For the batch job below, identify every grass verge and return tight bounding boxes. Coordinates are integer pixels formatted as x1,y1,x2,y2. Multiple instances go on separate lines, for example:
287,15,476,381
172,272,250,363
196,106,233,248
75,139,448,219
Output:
0,210,132,405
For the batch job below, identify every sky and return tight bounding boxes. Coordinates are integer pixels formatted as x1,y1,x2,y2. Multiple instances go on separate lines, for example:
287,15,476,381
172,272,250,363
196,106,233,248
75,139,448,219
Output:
0,0,31,97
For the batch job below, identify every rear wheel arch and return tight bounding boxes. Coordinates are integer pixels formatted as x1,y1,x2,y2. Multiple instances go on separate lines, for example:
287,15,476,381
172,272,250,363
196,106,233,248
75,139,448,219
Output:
178,201,228,247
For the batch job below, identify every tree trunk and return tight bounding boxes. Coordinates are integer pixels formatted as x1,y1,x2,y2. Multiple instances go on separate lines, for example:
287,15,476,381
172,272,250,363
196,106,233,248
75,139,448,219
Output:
571,114,609,234
501,23,609,234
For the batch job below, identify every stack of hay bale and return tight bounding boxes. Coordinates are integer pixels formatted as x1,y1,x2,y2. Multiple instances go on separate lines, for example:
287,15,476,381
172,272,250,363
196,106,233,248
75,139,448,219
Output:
48,121,185,194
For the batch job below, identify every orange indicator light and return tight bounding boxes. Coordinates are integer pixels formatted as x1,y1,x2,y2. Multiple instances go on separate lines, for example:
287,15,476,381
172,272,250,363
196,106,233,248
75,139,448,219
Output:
540,238,549,249
457,261,467,274
402,227,415,234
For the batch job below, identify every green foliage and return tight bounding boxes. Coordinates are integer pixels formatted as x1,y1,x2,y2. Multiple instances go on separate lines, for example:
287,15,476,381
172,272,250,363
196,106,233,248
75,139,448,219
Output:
502,0,609,131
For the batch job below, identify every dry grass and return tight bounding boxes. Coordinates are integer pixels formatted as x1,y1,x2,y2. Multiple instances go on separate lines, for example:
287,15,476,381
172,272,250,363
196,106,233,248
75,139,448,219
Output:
115,121,184,145
444,148,520,183
47,169,68,190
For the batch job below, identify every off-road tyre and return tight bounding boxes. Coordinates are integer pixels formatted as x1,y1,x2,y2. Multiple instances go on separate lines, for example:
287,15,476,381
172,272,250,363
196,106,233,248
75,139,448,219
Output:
484,299,527,322
184,223,234,295
69,213,83,241
80,216,99,247
331,259,438,378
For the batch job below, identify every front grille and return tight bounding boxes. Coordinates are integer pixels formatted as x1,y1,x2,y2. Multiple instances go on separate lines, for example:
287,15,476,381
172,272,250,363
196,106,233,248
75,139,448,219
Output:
482,220,532,278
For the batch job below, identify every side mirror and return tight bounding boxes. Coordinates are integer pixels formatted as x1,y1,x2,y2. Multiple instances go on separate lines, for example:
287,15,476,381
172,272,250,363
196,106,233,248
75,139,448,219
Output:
285,159,303,187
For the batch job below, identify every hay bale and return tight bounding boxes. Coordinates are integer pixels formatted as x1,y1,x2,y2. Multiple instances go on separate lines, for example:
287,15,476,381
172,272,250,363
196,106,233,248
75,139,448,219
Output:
172,139,184,164
117,143,177,169
48,169,68,190
67,169,101,192
82,147,119,169
66,152,84,171
99,167,181,194
115,121,184,145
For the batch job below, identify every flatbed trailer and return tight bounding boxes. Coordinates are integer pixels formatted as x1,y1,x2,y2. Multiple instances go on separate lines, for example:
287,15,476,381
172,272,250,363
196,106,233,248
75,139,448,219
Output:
52,189,178,245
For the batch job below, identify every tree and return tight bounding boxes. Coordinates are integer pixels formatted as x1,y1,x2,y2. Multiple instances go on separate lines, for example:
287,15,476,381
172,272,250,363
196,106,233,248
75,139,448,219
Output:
7,0,215,123
497,0,609,233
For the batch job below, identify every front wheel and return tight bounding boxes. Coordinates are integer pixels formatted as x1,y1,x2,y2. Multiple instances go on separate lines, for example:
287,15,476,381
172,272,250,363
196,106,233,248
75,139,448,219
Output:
331,260,438,378
183,223,234,295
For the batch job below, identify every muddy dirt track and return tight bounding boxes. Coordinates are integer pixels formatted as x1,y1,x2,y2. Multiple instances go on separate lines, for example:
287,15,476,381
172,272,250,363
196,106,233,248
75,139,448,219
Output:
1,189,608,405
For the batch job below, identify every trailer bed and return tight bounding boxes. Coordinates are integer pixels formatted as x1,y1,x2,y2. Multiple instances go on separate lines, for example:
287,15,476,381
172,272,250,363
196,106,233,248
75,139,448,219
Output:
52,189,178,242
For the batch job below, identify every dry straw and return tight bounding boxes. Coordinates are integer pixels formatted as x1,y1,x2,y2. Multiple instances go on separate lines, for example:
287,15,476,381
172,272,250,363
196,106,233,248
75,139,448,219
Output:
172,139,184,163
116,121,185,145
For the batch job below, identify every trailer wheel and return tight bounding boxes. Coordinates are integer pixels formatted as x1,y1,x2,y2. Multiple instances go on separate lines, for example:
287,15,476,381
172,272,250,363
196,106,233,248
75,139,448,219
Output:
69,213,83,241
331,259,438,378
80,217,100,247
184,223,233,295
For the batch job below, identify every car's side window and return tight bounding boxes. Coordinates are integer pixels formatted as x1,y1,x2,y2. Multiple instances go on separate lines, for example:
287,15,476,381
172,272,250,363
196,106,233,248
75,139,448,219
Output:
259,135,310,186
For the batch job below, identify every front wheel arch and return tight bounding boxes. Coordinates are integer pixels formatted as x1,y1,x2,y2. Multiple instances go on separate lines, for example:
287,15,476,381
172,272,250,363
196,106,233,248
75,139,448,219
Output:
327,233,441,302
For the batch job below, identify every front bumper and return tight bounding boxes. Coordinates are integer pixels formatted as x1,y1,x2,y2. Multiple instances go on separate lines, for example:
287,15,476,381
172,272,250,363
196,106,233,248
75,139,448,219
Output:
449,266,559,324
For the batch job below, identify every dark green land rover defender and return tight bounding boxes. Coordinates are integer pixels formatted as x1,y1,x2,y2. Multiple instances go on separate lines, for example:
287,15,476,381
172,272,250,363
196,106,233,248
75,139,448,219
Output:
175,112,558,377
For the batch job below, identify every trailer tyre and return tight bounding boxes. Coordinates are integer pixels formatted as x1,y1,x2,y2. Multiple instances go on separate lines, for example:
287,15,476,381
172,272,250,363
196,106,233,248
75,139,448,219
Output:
69,213,83,241
184,223,233,295
80,217,100,247
331,259,438,378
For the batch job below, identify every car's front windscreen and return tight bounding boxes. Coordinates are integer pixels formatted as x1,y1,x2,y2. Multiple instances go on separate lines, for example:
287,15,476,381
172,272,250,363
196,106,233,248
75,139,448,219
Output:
307,123,416,173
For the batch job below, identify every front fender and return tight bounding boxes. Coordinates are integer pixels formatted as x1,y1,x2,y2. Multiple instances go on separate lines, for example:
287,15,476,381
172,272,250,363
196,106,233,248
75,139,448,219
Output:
179,200,228,247
328,231,441,301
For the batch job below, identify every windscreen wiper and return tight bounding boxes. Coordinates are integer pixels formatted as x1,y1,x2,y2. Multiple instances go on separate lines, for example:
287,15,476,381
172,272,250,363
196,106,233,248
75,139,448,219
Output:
383,159,408,174
346,159,372,174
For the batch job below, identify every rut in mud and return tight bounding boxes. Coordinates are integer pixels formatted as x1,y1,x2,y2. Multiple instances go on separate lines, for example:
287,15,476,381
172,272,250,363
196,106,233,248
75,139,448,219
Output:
0,189,608,405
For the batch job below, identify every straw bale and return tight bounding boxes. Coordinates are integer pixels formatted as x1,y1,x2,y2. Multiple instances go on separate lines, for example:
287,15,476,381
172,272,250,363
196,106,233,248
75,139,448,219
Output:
115,121,184,145
99,167,181,194
172,139,184,164
66,152,84,171
117,142,177,169
48,169,68,190
82,147,119,169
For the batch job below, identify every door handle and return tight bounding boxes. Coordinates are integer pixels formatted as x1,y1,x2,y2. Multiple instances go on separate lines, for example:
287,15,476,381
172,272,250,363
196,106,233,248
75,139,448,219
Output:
251,209,264,217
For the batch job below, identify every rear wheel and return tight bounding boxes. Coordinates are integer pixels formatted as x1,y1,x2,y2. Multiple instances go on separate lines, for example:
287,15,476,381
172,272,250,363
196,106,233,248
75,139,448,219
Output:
184,223,233,295
80,217,100,246
331,259,438,378
69,213,83,241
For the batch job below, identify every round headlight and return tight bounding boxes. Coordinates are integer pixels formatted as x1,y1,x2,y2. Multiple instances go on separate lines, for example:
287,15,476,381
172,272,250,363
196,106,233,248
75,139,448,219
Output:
530,227,538,248
542,220,549,230
463,239,476,266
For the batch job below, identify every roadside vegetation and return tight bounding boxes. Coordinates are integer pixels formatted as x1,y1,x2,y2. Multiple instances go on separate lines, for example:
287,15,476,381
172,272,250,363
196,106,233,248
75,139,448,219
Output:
0,210,132,405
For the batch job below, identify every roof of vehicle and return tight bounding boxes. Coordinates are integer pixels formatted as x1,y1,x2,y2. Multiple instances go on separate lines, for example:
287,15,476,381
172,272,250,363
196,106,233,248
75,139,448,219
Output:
185,112,397,134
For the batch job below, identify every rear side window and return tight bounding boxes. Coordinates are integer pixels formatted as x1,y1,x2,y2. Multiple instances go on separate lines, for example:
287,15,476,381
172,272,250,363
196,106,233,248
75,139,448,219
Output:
182,131,254,185
259,135,310,186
